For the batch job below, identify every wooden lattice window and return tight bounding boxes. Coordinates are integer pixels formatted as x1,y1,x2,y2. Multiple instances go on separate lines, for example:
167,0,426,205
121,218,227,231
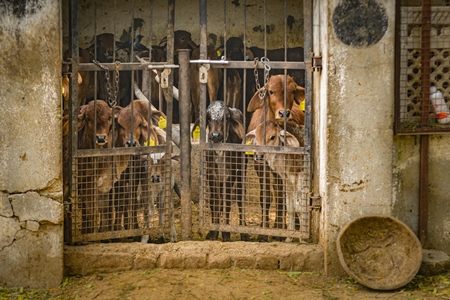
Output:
396,4,450,134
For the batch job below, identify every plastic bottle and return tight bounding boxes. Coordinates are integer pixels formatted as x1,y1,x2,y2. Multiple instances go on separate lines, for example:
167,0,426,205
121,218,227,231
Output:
430,86,450,124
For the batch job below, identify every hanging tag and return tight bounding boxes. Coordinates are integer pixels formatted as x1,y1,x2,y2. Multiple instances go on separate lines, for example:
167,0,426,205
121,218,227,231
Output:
245,140,254,155
145,138,156,147
193,126,200,139
158,116,167,129
199,64,209,84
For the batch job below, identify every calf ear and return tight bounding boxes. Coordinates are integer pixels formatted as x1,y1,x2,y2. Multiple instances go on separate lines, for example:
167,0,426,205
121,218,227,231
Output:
150,109,167,127
245,129,257,144
154,126,167,144
229,108,244,140
77,73,83,84
294,85,305,104
279,130,300,147
77,105,87,131
247,89,265,112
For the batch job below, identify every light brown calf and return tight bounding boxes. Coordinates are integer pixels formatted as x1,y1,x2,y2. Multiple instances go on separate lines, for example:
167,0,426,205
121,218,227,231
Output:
246,74,305,241
246,121,305,241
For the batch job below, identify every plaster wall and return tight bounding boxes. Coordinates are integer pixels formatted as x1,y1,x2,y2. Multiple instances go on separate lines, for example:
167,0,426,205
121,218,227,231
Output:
319,0,396,275
0,0,63,288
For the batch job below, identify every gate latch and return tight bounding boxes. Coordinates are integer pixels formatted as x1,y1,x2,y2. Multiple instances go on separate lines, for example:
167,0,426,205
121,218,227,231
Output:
309,195,322,211
199,64,210,83
312,53,322,72
161,69,171,88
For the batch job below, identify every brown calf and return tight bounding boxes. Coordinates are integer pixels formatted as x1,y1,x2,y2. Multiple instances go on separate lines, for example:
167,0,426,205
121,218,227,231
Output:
111,100,167,235
190,45,223,121
246,74,305,241
203,100,248,242
246,121,305,242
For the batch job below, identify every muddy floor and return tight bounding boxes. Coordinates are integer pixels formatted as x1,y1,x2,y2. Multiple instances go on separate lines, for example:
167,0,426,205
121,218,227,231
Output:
2,269,450,299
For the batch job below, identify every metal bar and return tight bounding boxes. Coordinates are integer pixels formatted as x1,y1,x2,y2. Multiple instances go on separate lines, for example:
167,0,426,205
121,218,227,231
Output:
78,63,179,71
394,0,401,134
67,0,80,244
166,0,176,242
178,49,192,240
419,0,431,245
199,0,207,229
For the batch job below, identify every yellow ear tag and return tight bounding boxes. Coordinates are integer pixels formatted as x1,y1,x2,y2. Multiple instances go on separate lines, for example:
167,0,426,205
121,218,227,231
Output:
299,100,305,111
245,140,254,155
145,138,155,147
216,50,221,58
193,126,200,139
62,87,65,94
158,116,167,129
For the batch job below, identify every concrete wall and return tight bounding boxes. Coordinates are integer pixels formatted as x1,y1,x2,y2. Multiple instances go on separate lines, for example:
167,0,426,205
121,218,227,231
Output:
62,0,304,51
0,0,63,288
318,0,396,275
318,0,450,275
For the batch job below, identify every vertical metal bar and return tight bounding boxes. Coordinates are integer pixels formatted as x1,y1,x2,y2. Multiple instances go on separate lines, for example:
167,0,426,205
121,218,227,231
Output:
394,0,401,134
178,49,192,240
419,0,431,245
66,0,80,244
166,0,176,241
199,0,207,228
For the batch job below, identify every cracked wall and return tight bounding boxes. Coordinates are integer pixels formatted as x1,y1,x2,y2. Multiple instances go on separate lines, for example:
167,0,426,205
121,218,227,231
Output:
0,0,63,288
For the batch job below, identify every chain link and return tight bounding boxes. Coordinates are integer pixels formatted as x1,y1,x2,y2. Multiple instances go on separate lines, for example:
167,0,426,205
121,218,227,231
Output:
93,60,120,107
254,57,271,100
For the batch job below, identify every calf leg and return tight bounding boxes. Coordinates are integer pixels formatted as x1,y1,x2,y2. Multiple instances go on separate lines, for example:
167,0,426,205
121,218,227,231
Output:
254,162,272,242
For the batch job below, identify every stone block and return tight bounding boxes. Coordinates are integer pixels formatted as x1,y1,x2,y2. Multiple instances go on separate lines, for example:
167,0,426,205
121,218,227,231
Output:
0,216,20,249
419,249,450,277
10,192,62,224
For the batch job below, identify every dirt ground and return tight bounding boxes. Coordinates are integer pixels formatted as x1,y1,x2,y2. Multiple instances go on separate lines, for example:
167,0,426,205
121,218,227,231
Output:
2,269,450,299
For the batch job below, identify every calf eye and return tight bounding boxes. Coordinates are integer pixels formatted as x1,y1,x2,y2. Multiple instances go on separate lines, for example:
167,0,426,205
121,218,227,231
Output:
269,90,274,95
269,135,276,140
85,116,91,122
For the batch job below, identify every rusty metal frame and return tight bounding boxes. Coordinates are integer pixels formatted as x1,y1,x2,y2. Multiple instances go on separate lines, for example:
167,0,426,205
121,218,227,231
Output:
64,0,177,243
196,0,314,242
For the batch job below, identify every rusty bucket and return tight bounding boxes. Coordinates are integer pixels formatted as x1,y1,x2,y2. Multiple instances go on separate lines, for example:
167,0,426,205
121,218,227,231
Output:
337,215,422,290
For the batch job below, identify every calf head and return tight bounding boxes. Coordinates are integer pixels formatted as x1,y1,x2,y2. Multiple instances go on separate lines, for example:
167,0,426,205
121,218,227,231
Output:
112,100,166,148
247,75,305,125
224,37,245,61
159,30,198,52
148,154,179,184
78,100,112,148
246,120,299,161
205,100,244,144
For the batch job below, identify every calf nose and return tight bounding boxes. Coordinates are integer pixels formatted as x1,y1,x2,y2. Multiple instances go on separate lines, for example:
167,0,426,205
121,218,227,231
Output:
255,154,264,161
209,132,223,143
126,140,137,147
96,135,107,145
151,175,161,183
278,110,290,118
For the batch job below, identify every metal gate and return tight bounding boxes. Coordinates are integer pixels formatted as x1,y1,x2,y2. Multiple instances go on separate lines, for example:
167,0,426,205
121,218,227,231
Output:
193,0,313,242
63,0,314,244
63,0,178,243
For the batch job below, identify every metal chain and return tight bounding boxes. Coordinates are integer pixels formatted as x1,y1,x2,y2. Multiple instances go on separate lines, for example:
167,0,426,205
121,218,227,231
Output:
254,57,271,100
92,60,120,107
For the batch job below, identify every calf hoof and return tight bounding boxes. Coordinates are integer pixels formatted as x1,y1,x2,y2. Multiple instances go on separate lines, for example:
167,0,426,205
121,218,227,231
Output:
240,233,250,241
222,232,231,242
156,236,166,244
257,235,269,242
206,231,219,240
140,235,150,244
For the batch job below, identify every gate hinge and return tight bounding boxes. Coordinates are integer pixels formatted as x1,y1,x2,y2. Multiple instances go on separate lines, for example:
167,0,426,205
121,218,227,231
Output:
312,53,322,72
309,194,322,211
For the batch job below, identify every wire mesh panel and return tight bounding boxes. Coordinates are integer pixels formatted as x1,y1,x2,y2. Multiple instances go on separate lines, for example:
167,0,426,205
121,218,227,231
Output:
200,144,310,242
396,4,450,134
68,147,174,243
